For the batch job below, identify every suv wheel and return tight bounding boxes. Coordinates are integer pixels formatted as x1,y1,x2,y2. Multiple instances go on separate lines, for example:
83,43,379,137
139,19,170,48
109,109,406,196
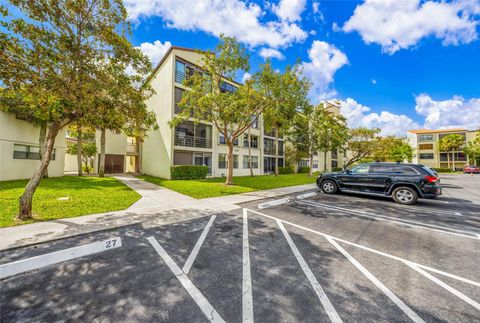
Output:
392,186,418,205
321,180,338,194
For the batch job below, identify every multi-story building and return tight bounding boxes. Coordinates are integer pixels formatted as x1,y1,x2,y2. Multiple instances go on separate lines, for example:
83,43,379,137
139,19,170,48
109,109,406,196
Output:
297,101,346,172
407,128,478,169
141,46,284,179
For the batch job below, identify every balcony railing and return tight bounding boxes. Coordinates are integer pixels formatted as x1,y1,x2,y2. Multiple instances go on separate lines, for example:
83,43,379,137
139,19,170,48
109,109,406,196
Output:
174,133,212,149
127,143,139,154
264,147,284,155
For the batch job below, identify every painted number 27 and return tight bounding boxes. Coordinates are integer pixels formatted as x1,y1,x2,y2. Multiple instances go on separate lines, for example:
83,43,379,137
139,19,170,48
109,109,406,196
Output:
105,239,117,249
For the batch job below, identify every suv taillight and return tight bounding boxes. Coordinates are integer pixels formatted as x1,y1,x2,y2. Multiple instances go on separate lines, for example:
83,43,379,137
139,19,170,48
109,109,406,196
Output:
425,175,438,183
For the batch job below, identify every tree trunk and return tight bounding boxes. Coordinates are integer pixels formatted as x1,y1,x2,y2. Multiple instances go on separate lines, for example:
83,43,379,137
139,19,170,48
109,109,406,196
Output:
248,129,254,177
309,145,314,177
39,121,49,178
324,150,328,172
18,123,61,220
77,127,83,176
446,152,450,170
451,149,455,172
99,127,106,178
274,126,279,176
225,141,234,185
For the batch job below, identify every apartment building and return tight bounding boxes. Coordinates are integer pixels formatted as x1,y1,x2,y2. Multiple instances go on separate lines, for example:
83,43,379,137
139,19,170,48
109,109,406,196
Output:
297,101,346,172
407,128,478,169
0,111,66,181
141,46,284,179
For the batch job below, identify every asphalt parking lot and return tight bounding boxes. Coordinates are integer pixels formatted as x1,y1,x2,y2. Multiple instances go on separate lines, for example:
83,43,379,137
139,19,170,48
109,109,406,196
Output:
1,174,479,322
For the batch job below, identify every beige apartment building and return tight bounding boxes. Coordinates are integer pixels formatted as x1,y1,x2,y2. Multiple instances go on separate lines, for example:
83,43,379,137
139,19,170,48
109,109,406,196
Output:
407,128,478,169
141,46,284,179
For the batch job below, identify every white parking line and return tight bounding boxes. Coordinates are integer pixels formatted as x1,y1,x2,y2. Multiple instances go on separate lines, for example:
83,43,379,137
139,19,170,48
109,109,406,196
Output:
244,208,480,288
0,237,122,280
277,220,342,323
182,215,216,275
146,236,225,323
326,236,425,323
405,263,480,311
242,209,254,323
298,200,480,240
296,192,318,200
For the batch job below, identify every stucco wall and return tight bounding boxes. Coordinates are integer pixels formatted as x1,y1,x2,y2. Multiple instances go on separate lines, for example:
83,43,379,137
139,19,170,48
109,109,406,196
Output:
0,111,66,181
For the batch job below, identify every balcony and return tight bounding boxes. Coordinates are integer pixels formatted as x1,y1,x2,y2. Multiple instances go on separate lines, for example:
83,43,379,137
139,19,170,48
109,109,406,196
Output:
174,133,212,149
127,143,139,155
264,147,284,155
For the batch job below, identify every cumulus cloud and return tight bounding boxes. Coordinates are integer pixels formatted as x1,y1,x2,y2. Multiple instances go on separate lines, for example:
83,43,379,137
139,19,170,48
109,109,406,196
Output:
273,0,306,22
124,0,307,48
371,78,377,85
341,0,479,54
301,40,349,101
241,72,252,83
136,40,172,66
339,98,421,136
415,94,480,130
259,47,285,60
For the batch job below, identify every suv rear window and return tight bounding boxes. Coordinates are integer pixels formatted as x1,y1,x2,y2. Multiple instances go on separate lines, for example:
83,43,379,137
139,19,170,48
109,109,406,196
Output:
395,166,418,174
420,165,436,176
369,165,395,173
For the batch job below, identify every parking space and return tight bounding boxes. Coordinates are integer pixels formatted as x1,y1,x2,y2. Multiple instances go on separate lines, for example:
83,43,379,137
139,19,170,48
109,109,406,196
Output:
1,175,479,322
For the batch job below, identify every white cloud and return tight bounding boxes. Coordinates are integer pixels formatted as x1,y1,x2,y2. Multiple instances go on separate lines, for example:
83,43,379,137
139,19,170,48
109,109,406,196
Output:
124,0,307,48
339,98,421,136
301,40,349,101
371,78,377,85
273,0,306,22
312,2,320,14
259,47,285,60
415,94,480,130
241,72,252,83
342,0,479,54
136,40,172,66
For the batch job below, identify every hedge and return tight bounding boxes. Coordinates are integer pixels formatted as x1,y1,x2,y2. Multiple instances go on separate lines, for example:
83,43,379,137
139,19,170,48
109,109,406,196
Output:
171,165,208,180
431,168,453,173
297,166,310,173
279,166,294,174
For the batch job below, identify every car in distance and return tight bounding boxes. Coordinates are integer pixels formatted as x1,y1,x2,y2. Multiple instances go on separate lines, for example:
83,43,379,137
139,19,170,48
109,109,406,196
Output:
463,165,480,174
316,162,442,205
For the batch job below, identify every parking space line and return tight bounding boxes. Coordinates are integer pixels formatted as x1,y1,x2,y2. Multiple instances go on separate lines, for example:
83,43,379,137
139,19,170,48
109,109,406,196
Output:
405,263,480,311
146,237,225,323
298,200,480,240
277,220,342,323
326,236,425,323
182,215,217,275
242,209,254,323
244,208,480,288
0,237,122,280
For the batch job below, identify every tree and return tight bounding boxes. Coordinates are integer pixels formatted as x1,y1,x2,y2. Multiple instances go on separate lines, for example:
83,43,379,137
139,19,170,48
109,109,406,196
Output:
0,0,154,220
439,134,465,171
463,131,480,165
343,127,381,169
258,61,310,176
172,35,269,185
66,128,97,174
372,136,414,162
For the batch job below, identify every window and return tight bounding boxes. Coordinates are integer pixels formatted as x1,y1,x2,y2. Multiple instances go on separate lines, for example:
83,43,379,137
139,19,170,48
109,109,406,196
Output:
313,151,318,156
243,156,259,169
175,60,185,83
419,153,434,160
331,160,338,169
331,150,338,159
419,144,433,150
219,134,238,146
218,154,226,169
298,159,310,167
369,165,394,173
232,155,239,168
13,144,55,160
418,134,433,141
220,81,237,93
313,160,318,169
351,165,369,174
243,134,258,148
395,166,418,174
250,116,259,128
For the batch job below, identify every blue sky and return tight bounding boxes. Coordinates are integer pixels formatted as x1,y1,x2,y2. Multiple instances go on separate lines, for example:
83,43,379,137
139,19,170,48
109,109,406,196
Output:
125,0,480,136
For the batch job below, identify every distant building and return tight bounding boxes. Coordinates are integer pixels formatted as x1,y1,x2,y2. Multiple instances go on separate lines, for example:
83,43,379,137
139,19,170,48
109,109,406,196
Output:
407,128,478,170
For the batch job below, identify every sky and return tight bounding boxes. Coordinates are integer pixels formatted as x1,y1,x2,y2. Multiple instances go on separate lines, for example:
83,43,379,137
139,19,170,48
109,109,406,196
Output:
128,1,478,136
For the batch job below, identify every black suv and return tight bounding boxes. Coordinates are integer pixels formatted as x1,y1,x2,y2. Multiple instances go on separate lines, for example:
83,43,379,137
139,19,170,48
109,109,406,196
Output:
316,162,442,205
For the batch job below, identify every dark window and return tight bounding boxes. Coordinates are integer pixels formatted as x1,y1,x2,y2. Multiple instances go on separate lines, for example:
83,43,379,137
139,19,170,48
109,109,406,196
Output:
418,134,433,141
369,165,394,173
243,155,259,169
218,154,226,169
331,160,338,168
219,134,238,146
220,81,237,93
175,60,186,83
351,165,370,174
395,166,418,174
13,144,55,160
331,150,338,159
419,153,434,160
298,159,309,167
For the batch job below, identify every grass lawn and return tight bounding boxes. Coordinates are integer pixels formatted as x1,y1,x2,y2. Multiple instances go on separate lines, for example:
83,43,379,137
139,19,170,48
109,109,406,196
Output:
0,176,140,228
137,173,316,199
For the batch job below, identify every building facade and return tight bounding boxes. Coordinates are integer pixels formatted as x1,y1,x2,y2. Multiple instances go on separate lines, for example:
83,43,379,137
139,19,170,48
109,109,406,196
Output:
0,111,66,181
407,128,478,169
141,46,284,179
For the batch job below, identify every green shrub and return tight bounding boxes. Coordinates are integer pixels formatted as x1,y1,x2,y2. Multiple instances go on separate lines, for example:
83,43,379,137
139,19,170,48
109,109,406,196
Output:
279,166,294,174
297,166,310,173
332,167,343,172
171,165,208,180
432,168,453,173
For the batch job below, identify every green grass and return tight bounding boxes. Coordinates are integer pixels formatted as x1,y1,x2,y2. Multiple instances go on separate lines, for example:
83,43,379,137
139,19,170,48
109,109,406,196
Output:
137,173,316,199
0,176,140,228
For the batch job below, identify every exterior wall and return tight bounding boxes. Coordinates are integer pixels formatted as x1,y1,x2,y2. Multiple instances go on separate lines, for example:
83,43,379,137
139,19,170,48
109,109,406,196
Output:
0,111,66,181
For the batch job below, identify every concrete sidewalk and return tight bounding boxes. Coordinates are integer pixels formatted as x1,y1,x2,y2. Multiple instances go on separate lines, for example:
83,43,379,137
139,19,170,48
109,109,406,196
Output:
0,176,316,250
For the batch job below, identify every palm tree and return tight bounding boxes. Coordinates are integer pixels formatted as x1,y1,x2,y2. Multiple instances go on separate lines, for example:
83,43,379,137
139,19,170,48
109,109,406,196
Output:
439,134,465,171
